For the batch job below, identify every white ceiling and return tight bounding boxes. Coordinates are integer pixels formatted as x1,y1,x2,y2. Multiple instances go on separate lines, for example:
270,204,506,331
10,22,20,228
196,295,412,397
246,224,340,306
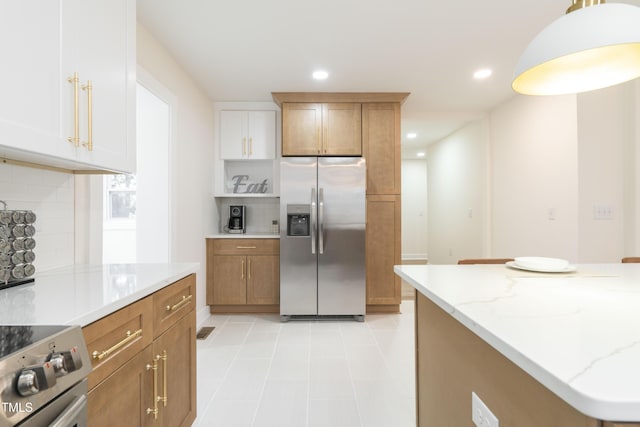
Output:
136,0,640,158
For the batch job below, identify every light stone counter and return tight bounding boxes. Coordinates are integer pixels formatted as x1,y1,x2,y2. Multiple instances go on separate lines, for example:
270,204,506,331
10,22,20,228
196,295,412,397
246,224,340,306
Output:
0,263,199,326
394,263,640,422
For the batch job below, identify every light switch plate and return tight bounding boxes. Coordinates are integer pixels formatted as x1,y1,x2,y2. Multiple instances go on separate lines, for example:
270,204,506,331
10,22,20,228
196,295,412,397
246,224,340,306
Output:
472,392,499,427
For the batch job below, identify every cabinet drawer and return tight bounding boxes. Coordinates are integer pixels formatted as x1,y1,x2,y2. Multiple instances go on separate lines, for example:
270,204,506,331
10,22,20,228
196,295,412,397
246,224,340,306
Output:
212,238,279,255
83,296,153,390
153,274,196,338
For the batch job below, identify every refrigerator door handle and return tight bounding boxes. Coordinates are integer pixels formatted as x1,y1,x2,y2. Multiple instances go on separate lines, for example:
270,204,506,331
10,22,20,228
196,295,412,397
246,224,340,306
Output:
319,188,324,254
311,187,317,254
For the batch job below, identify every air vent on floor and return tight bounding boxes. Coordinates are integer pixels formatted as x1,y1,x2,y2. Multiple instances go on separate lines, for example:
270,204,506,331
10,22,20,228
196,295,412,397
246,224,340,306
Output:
196,326,215,340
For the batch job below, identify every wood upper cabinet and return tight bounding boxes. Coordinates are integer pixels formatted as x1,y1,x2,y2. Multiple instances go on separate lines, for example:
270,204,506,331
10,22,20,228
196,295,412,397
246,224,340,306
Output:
0,0,135,173
207,239,280,311
220,110,276,159
362,103,401,195
282,103,361,156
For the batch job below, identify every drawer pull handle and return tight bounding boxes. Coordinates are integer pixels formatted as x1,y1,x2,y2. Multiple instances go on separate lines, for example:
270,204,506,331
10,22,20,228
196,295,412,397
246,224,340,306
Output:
92,329,142,360
166,294,193,312
236,246,257,249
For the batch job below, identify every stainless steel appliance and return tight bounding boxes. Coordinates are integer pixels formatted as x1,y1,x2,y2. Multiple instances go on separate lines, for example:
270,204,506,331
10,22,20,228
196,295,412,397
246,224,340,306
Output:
0,325,92,426
280,157,366,321
227,205,246,234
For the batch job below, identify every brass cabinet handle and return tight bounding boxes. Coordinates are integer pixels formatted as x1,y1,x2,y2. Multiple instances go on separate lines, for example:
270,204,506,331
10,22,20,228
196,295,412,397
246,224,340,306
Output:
92,329,142,360
241,259,245,280
67,72,80,146
81,80,93,151
159,350,168,407
146,355,160,419
165,294,192,312
242,137,247,156
236,246,257,249
248,258,252,281
249,137,253,156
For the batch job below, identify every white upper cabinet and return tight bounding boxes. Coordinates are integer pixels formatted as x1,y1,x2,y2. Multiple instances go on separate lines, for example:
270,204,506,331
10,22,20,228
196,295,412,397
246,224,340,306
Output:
220,110,276,160
0,0,135,173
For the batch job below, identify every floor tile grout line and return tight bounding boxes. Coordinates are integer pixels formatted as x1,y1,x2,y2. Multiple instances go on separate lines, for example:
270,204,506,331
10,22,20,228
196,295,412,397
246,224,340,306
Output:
196,315,255,425
340,321,365,427
250,319,283,427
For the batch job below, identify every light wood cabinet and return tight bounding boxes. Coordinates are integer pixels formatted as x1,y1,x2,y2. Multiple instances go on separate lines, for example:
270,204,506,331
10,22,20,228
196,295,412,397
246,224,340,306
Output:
366,195,401,309
220,110,276,159
87,346,154,427
206,238,280,313
362,103,401,195
282,103,362,156
0,0,135,173
84,274,196,427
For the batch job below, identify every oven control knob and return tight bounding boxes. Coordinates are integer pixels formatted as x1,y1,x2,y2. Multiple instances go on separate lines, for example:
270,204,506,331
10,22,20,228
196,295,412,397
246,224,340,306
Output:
16,362,56,397
48,347,84,377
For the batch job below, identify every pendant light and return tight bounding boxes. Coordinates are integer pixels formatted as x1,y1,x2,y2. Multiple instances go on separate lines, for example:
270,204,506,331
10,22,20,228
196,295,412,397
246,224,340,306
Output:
512,1,640,95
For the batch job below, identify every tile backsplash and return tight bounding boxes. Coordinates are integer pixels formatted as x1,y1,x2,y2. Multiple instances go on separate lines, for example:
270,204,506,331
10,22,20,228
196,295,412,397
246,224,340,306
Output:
217,197,280,234
0,163,75,271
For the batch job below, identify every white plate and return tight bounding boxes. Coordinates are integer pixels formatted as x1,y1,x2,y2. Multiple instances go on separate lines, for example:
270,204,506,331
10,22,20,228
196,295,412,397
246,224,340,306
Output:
514,256,569,271
506,261,576,273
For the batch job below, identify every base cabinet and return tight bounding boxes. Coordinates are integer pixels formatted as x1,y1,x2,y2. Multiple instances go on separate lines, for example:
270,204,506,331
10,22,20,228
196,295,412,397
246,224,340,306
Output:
206,238,280,313
84,274,196,427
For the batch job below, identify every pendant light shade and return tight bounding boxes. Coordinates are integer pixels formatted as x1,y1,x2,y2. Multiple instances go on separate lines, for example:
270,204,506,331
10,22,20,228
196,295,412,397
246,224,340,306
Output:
512,3,640,95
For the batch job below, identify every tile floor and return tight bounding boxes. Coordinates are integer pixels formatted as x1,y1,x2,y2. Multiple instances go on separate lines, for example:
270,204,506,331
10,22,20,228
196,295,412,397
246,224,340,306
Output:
193,300,416,427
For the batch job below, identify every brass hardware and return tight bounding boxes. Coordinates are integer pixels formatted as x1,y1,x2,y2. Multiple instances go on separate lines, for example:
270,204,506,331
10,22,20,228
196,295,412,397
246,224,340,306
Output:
146,356,160,419
67,72,80,146
249,137,253,156
159,350,168,407
81,80,93,151
248,259,251,280
92,329,142,360
242,137,247,156
236,246,257,249
165,294,192,312
241,259,245,280
566,0,605,13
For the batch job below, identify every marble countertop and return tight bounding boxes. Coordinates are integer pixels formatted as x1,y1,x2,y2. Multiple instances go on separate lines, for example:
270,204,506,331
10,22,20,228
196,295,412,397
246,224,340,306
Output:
206,233,279,239
0,263,199,326
394,263,640,422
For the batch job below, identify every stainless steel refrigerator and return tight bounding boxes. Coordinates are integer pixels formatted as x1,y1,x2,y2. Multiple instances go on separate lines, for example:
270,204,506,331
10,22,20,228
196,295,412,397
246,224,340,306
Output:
280,157,366,321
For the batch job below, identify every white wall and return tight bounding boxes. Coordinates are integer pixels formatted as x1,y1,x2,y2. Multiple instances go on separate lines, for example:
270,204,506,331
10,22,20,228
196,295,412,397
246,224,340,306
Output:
427,79,640,264
137,23,217,325
490,94,579,261
0,163,75,271
426,119,490,264
576,82,635,262
401,159,428,260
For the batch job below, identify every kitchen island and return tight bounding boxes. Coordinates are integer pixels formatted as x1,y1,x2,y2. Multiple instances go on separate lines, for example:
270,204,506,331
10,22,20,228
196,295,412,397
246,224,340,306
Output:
395,263,640,427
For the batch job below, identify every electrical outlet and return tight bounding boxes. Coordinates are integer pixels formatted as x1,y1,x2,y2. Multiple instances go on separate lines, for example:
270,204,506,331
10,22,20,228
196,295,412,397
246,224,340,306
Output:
472,392,499,427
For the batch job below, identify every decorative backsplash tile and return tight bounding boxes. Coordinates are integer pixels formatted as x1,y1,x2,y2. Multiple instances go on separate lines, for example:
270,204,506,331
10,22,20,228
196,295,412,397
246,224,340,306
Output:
0,163,74,271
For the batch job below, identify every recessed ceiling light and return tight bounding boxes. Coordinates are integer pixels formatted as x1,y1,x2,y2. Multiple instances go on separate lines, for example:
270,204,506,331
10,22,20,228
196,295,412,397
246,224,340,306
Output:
417,152,426,157
312,70,329,80
407,133,417,139
473,68,493,79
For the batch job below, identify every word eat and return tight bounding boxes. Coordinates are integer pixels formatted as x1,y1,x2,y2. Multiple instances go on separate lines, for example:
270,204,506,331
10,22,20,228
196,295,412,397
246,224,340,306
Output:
231,175,269,194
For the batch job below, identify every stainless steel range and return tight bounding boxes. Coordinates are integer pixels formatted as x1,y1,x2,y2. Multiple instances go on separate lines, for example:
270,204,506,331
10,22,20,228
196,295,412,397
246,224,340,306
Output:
0,325,92,426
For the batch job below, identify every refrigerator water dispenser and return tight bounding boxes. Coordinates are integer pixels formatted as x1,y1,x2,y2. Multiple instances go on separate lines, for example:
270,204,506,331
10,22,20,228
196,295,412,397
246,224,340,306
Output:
286,204,310,236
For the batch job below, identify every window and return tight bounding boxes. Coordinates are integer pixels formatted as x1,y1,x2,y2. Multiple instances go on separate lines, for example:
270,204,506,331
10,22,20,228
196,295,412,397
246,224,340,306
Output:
106,175,136,220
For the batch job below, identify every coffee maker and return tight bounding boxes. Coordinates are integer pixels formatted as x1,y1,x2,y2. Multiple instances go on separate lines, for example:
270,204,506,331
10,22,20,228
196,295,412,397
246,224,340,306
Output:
227,205,246,234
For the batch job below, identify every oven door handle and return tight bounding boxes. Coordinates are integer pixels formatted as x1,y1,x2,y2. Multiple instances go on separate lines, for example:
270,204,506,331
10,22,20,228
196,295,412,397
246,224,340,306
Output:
49,394,87,427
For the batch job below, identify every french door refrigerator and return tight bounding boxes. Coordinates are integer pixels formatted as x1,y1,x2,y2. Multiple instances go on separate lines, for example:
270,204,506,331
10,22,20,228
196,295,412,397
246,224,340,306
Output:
280,157,366,321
